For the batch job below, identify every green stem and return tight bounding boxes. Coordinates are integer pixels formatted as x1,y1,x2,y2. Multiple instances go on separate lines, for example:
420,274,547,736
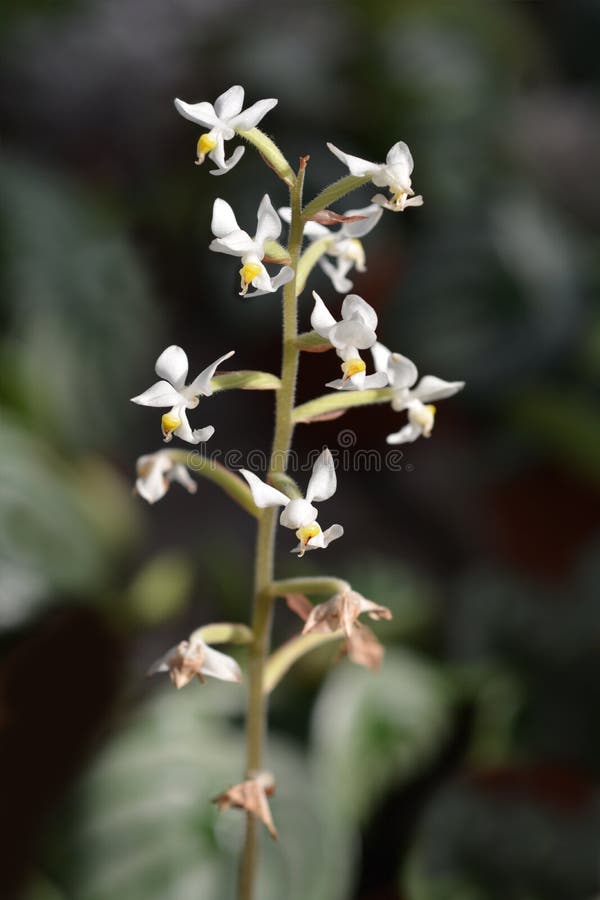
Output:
268,576,350,598
295,236,332,297
301,174,371,220
239,160,306,900
292,386,395,423
237,127,296,187
168,450,258,517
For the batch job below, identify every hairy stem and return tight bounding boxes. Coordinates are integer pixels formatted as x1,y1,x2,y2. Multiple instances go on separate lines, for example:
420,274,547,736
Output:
238,159,306,900
292,386,395,423
268,576,350,598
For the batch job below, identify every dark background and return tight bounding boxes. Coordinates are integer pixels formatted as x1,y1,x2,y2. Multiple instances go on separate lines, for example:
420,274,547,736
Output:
1,1,600,898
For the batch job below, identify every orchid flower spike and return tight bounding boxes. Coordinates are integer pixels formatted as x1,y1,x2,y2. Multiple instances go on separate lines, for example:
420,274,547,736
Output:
328,141,424,213
372,342,464,444
311,291,388,390
240,448,343,557
135,450,196,504
209,195,294,297
147,635,242,689
131,345,234,444
279,203,382,293
174,84,277,174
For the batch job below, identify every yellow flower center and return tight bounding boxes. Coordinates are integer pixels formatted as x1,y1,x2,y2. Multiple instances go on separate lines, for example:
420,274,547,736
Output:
239,262,262,292
341,357,366,381
410,403,436,437
161,412,181,441
295,522,321,557
347,239,366,269
197,133,217,158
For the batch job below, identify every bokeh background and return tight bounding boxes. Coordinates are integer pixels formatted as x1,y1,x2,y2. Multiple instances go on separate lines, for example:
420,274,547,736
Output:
1,0,600,898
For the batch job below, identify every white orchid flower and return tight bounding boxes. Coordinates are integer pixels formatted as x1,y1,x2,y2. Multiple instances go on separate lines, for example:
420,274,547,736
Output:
148,635,242,689
134,450,197,505
209,195,294,297
240,448,343,557
328,141,424,213
174,84,277,175
372,342,464,444
131,345,234,444
279,203,383,293
311,291,388,390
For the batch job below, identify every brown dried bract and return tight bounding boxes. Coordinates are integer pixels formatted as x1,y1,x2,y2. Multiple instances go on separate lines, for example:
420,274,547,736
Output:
213,772,277,839
303,409,348,424
307,210,367,226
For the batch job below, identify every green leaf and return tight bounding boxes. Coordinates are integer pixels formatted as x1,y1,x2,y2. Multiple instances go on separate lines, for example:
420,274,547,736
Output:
41,685,355,900
311,648,453,825
125,552,194,626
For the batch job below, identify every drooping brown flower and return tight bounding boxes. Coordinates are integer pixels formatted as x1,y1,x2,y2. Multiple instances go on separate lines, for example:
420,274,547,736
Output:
147,637,242,689
213,771,277,839
344,625,384,672
302,589,392,638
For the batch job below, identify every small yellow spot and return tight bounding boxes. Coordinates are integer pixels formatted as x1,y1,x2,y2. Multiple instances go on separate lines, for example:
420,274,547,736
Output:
348,239,366,270
239,262,262,293
423,404,436,437
341,357,366,382
161,412,181,441
295,522,321,557
196,133,217,162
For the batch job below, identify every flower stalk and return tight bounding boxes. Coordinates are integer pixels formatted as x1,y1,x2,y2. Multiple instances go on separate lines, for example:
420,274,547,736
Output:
239,158,306,900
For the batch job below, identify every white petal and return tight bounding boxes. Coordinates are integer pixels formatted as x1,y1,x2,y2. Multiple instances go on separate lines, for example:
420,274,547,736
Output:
147,645,177,675
341,204,383,238
386,140,414,174
280,498,318,530
211,198,240,238
329,319,377,351
200,643,242,682
362,372,389,388
388,352,418,389
214,85,245,119
371,341,391,374
208,144,245,176
187,350,235,397
314,523,344,548
341,294,378,330
327,143,380,178
155,345,189,389
386,423,423,444
254,195,282,247
229,97,278,131
320,257,353,294
410,376,465,402
310,291,337,338
209,230,256,257
239,470,290,508
169,464,197,495
131,381,185,407
173,408,214,445
291,523,344,553
305,447,336,502
245,265,293,298
324,377,351,391
173,98,219,129
135,453,171,504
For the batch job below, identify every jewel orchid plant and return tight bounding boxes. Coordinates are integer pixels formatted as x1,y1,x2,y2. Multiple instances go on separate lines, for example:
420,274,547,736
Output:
130,84,465,900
